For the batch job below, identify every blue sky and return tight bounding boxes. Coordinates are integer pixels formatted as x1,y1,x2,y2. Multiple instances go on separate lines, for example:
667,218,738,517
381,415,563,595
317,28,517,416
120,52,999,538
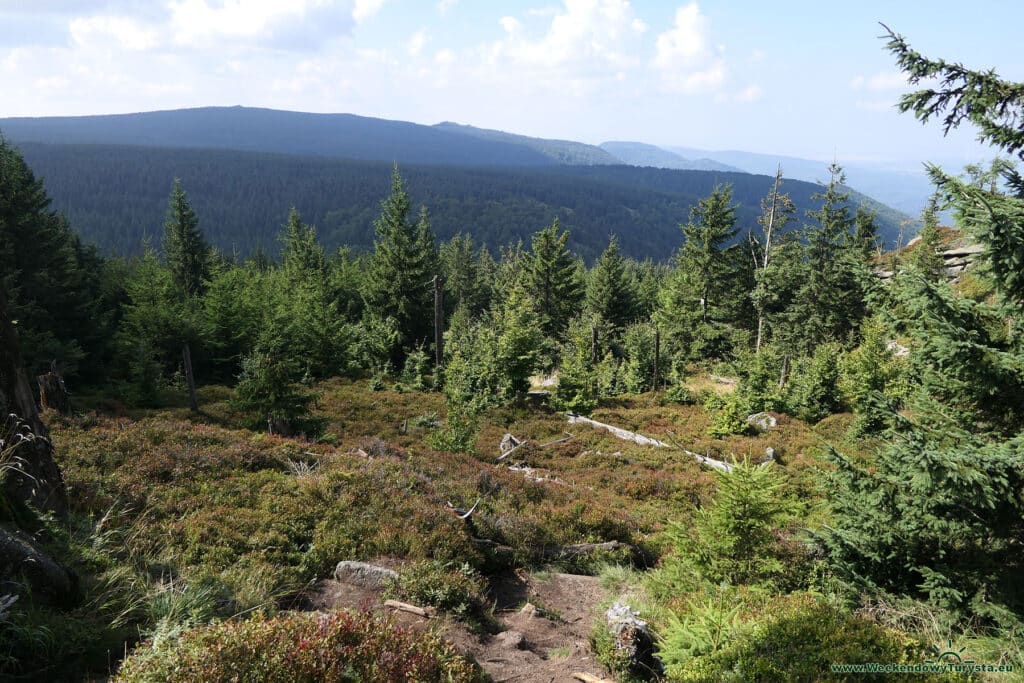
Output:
1,0,1021,165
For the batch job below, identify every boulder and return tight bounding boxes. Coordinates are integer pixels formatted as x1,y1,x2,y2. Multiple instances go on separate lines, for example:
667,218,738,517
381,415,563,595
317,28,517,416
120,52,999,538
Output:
332,561,398,588
746,411,777,433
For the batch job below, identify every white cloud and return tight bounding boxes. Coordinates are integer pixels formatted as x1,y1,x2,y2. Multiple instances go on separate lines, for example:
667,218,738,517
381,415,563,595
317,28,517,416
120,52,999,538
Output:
850,70,908,92
437,0,457,15
733,84,763,103
407,29,428,57
651,2,725,93
69,15,158,50
488,0,648,72
352,0,385,22
166,0,357,50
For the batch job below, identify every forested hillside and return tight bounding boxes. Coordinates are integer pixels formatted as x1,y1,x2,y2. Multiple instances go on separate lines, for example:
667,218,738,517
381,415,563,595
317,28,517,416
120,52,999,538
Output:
16,141,906,260
0,106,558,166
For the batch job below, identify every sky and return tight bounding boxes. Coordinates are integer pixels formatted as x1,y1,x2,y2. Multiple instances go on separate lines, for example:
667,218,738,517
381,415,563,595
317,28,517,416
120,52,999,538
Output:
1,0,1021,166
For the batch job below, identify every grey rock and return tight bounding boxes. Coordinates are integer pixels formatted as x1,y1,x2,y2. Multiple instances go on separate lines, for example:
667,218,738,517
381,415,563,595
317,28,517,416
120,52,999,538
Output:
495,630,526,649
746,411,777,432
333,561,398,588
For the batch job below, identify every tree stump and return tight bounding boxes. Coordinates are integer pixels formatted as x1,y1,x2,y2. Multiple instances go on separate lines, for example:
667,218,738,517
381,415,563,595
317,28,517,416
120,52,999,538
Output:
37,362,70,415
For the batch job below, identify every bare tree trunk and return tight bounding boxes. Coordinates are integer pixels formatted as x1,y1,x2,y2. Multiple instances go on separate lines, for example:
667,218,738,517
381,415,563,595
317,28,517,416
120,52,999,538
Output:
182,343,198,412
38,360,70,415
652,326,660,391
433,275,443,370
0,285,67,517
755,165,784,355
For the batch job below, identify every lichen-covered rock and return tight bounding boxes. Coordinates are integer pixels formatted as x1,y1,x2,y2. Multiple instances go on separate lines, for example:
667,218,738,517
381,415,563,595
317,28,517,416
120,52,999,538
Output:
745,411,777,433
332,561,398,588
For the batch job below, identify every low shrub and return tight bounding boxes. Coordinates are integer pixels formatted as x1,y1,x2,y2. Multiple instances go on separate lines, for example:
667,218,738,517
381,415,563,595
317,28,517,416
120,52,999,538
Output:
113,610,487,682
671,595,937,682
390,560,486,616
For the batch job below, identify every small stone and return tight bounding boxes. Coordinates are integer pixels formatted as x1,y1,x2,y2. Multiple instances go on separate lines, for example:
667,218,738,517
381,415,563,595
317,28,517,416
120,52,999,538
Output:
495,630,526,650
333,561,398,588
519,602,537,617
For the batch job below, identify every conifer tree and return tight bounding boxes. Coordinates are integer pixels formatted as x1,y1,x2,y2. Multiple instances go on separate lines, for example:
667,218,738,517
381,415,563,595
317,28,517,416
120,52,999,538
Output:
163,179,210,298
823,29,1024,626
440,233,486,314
363,166,438,362
585,236,637,332
523,219,583,339
790,164,863,352
0,138,111,380
659,185,743,361
906,195,945,281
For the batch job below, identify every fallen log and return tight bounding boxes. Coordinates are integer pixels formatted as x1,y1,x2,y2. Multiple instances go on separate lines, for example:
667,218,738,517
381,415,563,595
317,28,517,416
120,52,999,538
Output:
497,439,529,462
567,413,732,472
572,673,614,683
384,599,431,618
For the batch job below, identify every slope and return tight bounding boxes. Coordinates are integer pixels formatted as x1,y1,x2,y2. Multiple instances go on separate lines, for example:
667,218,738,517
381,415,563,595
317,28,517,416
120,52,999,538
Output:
0,106,555,167
434,122,619,165
600,141,742,172
16,142,907,262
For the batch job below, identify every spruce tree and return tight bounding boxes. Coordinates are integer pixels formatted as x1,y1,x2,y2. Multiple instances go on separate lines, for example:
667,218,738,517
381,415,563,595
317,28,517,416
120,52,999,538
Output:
523,219,583,339
163,179,210,298
585,236,637,332
659,184,743,361
790,164,863,352
823,29,1024,627
363,166,438,363
906,195,945,281
0,138,111,380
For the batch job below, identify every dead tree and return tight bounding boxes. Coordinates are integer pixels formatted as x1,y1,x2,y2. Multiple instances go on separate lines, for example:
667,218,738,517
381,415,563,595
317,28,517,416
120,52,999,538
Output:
37,360,70,415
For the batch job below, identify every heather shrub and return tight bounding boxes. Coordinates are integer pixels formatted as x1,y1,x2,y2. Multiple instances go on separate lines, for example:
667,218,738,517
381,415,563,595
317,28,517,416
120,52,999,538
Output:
113,610,486,683
669,595,933,682
391,560,486,616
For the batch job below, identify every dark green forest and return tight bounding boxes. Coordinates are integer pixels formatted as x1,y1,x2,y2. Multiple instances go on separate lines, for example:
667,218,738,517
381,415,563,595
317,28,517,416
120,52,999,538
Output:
14,141,907,261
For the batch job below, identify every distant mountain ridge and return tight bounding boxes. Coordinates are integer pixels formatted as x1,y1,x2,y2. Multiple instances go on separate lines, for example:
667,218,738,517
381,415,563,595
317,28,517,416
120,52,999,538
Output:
0,106,912,257
667,145,934,219
434,122,620,166
600,141,742,173
0,106,555,167
16,142,907,262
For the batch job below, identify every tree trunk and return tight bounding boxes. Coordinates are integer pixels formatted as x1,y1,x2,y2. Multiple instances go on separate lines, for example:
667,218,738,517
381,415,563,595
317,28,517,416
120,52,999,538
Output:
37,361,70,415
182,343,198,412
433,275,443,370
0,285,67,517
652,326,660,391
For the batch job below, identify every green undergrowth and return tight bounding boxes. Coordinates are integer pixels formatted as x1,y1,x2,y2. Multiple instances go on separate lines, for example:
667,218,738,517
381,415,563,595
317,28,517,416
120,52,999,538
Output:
11,379,840,678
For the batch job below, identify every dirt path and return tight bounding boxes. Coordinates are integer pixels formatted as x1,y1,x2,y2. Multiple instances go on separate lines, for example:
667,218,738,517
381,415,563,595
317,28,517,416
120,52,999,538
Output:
307,569,615,682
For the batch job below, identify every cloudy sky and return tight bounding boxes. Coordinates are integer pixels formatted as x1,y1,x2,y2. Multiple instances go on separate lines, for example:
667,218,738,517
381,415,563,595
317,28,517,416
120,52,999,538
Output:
1,0,1020,165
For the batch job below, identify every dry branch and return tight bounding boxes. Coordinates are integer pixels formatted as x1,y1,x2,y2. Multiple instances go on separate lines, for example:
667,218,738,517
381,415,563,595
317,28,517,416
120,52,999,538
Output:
446,498,481,519
572,673,614,683
539,433,574,448
384,599,431,618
